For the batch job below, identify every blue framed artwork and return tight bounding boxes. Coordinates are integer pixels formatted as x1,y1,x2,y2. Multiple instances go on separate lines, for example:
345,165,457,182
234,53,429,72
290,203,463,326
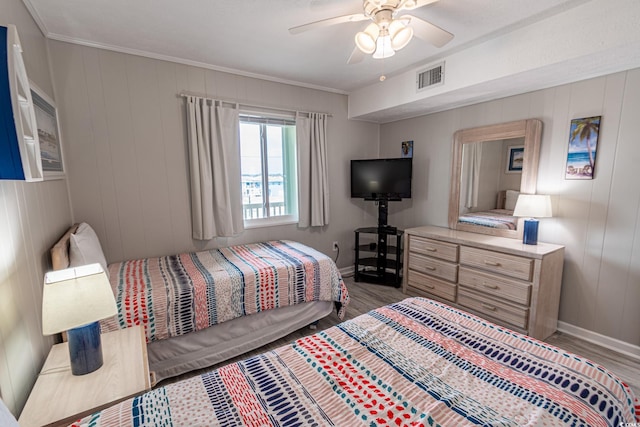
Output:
401,140,413,158
565,116,601,180
506,145,524,173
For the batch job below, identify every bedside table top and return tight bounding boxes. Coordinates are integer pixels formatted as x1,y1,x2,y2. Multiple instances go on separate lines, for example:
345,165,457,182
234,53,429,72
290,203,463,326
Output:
19,325,150,427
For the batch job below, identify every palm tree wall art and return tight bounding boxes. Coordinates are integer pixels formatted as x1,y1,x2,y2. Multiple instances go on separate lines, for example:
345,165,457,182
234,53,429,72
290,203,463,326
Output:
566,116,601,180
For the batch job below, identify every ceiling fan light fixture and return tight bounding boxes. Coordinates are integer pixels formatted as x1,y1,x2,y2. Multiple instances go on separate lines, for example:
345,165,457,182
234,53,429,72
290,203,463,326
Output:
372,34,395,59
355,23,380,54
389,20,413,50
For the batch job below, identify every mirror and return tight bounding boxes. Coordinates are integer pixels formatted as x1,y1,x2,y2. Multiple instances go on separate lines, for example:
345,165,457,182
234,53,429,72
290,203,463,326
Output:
448,119,542,239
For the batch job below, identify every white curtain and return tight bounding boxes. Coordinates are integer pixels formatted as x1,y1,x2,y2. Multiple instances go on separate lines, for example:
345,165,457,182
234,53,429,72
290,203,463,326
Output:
465,142,483,209
296,113,330,227
186,96,244,239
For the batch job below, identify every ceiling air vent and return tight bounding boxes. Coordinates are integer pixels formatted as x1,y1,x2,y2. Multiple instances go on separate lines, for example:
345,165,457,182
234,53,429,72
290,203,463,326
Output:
417,62,444,91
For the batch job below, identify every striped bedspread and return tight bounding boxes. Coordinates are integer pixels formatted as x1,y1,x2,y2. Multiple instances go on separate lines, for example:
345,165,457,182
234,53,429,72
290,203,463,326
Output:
78,298,638,427
459,209,518,230
100,240,349,343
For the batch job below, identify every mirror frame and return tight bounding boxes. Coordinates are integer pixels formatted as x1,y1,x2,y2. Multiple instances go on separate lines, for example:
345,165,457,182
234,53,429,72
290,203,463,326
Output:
448,119,542,239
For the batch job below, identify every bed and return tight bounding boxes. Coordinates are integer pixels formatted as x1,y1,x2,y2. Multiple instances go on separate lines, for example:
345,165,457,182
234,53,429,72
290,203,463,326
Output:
458,190,519,230
51,223,349,382
70,297,638,426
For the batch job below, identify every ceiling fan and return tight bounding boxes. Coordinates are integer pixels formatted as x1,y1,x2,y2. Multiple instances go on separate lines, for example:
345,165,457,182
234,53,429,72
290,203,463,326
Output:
289,0,454,64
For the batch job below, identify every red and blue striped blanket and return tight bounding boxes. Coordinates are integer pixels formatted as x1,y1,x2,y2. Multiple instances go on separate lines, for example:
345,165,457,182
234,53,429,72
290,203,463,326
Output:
100,240,349,343
80,297,637,426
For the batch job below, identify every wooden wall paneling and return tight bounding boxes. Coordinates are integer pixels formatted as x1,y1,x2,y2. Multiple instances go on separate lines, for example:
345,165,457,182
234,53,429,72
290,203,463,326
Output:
80,47,124,263
208,70,235,100
98,50,146,261
598,70,640,343
157,62,192,253
126,55,174,258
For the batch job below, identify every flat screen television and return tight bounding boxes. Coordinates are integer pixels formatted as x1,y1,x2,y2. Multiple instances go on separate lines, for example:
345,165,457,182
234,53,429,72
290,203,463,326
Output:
351,158,412,201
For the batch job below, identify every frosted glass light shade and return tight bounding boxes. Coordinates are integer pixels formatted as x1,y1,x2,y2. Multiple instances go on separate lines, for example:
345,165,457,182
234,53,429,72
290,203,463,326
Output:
513,194,552,218
42,263,117,335
373,35,395,59
355,23,380,54
389,20,413,50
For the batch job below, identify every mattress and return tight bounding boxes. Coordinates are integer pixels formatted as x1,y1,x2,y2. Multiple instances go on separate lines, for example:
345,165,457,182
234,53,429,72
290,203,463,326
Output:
458,208,518,230
100,240,349,343
73,297,639,426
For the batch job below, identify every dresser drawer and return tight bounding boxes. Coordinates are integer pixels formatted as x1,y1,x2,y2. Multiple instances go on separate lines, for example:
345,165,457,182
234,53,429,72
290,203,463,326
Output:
409,236,458,262
458,288,529,330
459,246,533,281
409,252,458,282
407,270,456,302
458,267,531,306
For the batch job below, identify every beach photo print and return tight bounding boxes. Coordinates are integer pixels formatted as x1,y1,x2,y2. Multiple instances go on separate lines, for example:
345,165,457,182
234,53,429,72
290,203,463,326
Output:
565,116,601,180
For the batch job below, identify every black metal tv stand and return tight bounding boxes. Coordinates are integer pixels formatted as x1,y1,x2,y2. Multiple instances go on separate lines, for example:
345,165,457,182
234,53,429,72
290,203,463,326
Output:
354,200,403,287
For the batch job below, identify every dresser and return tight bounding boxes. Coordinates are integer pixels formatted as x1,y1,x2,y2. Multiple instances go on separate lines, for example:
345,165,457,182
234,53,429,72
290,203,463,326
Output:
402,226,564,340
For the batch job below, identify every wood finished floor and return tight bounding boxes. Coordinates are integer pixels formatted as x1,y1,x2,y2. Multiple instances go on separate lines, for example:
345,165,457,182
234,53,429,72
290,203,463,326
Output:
160,276,640,397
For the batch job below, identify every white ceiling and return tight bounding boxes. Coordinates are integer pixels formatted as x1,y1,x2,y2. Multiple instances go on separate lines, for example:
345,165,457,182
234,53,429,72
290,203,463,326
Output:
24,0,587,95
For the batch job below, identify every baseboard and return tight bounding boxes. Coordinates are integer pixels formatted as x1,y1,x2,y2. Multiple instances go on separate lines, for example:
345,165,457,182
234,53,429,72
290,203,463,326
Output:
557,321,640,361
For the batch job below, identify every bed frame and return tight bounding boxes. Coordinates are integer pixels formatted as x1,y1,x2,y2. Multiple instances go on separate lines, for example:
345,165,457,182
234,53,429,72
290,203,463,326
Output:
50,224,334,383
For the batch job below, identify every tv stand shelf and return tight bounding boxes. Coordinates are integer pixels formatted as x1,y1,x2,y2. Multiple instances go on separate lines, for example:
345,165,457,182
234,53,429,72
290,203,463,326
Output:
354,226,403,287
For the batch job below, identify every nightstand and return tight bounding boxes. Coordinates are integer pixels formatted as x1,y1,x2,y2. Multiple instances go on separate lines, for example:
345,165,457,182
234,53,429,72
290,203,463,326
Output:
19,325,151,427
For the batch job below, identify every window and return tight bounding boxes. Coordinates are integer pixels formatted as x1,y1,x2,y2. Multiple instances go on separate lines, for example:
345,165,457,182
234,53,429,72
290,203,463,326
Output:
239,114,298,227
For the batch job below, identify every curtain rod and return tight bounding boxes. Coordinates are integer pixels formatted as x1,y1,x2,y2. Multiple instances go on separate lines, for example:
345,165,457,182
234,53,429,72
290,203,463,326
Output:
178,92,332,118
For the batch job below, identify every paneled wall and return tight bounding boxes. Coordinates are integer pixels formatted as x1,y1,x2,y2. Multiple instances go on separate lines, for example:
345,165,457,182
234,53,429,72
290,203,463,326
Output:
48,40,380,267
0,0,73,417
380,70,640,350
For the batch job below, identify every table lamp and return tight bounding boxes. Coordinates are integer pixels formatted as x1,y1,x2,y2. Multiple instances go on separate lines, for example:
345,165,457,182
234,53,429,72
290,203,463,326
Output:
513,194,553,245
42,263,117,375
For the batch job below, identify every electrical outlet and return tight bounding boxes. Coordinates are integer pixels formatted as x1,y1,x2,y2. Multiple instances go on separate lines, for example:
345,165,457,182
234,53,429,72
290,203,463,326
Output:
332,241,339,252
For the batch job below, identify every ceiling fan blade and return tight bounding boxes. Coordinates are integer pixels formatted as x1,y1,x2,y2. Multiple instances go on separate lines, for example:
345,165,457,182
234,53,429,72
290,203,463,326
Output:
347,46,365,64
405,15,454,48
400,0,439,11
289,13,368,35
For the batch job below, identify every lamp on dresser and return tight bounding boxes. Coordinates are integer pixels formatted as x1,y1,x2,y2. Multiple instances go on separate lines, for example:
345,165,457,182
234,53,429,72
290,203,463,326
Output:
513,194,553,245
42,263,117,375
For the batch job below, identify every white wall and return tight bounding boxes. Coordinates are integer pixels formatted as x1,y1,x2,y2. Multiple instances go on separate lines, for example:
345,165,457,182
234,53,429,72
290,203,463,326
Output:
48,40,380,269
0,0,73,417
380,70,640,349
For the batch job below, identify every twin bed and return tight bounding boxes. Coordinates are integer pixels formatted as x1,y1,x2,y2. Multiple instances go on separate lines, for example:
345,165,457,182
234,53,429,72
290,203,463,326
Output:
458,190,520,230
51,224,349,382
52,224,638,426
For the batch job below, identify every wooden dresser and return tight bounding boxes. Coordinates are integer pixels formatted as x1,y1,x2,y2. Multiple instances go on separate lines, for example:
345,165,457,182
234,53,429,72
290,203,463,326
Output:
402,226,564,340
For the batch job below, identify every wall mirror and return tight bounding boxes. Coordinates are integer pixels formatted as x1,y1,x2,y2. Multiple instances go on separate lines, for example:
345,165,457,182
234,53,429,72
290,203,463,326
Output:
448,119,542,239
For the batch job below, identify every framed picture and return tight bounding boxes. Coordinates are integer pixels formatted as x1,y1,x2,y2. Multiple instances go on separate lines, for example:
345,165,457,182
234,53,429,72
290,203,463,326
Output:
401,140,413,158
506,145,524,173
565,116,601,180
30,82,65,179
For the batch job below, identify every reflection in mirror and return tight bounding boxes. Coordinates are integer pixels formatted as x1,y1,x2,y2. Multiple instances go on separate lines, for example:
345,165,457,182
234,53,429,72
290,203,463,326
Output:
449,120,542,239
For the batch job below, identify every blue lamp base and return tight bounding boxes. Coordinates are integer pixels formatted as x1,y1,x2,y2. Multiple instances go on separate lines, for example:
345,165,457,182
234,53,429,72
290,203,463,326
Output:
67,321,103,375
522,218,539,245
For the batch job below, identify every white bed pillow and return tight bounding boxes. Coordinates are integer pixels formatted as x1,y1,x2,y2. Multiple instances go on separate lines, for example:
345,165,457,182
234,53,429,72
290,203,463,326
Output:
69,222,109,278
505,190,520,211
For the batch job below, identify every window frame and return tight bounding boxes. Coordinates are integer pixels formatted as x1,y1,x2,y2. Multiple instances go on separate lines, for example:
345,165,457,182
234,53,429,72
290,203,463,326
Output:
239,112,298,228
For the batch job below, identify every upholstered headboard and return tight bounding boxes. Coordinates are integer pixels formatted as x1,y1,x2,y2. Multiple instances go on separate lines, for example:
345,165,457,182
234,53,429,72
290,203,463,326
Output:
50,223,80,271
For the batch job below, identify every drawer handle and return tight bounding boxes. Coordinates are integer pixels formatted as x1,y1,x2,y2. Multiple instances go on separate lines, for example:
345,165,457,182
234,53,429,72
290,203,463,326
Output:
484,260,501,267
425,284,435,289
424,266,436,271
425,247,437,252
483,282,498,289
482,303,497,311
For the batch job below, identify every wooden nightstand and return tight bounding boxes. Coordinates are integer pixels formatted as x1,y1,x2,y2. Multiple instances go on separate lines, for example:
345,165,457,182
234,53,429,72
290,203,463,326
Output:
19,325,150,427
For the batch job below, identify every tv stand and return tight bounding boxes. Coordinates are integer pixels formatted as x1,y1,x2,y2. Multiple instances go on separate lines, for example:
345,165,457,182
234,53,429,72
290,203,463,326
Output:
354,200,403,287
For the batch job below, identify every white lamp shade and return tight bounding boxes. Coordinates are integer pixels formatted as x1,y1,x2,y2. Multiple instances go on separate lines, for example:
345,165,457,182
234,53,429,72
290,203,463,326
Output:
389,20,413,50
513,194,553,218
373,34,395,59
355,23,379,54
42,263,117,335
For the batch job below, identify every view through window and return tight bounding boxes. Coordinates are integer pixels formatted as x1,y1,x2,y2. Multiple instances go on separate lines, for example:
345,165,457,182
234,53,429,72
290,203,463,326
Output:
239,114,298,225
